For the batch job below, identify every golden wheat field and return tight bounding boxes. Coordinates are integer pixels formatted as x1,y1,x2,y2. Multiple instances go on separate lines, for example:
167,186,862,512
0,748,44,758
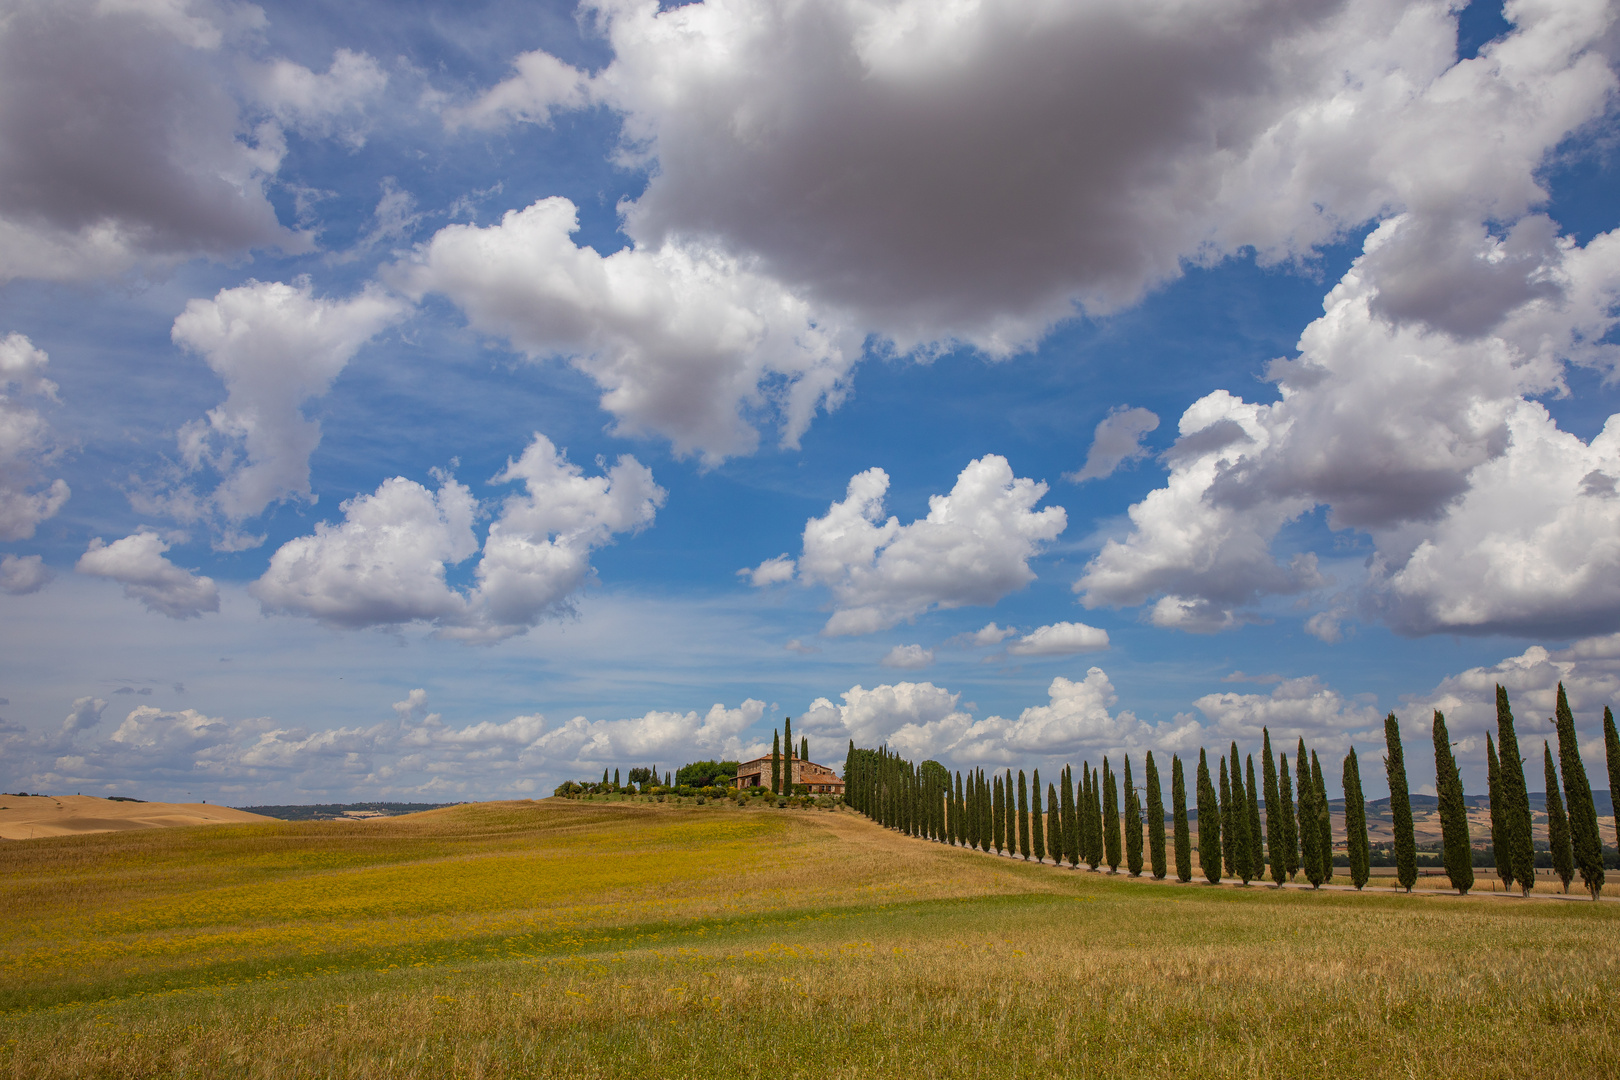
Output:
1,798,1616,1079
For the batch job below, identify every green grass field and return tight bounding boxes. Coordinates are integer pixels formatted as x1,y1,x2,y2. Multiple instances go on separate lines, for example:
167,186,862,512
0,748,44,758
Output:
3,799,1616,1078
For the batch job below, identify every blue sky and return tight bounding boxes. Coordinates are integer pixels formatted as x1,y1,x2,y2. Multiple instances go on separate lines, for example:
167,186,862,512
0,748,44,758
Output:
2,0,1619,806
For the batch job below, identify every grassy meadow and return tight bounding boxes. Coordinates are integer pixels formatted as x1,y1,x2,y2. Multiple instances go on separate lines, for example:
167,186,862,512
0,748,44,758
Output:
2,798,1617,1078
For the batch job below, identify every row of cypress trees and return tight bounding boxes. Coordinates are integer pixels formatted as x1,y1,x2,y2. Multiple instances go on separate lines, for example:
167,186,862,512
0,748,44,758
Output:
843,683,1614,899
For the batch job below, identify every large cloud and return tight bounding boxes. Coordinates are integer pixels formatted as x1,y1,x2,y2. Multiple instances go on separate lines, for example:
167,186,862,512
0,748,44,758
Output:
461,0,1613,356
76,531,220,619
395,197,856,465
0,333,69,540
773,455,1065,635
0,0,304,281
169,280,407,527
253,433,664,641
1076,213,1620,637
1189,676,1383,752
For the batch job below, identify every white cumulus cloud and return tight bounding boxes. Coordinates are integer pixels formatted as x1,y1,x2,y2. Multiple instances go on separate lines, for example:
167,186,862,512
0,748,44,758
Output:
796,455,1066,635
248,48,389,148
395,197,857,465
254,433,664,641
880,644,934,670
1006,621,1110,657
0,333,69,540
76,531,220,619
169,279,407,526
0,553,51,595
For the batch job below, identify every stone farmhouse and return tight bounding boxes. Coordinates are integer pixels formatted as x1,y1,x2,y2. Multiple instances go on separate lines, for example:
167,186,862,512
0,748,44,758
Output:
734,754,845,795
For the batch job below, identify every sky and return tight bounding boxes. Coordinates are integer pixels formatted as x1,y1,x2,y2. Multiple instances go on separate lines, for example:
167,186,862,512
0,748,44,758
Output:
2,0,1619,806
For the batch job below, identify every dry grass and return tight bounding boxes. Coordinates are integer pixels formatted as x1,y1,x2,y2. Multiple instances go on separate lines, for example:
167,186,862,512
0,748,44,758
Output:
2,800,1616,1078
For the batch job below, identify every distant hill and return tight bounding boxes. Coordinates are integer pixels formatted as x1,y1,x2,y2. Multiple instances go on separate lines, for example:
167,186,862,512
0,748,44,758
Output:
237,802,464,821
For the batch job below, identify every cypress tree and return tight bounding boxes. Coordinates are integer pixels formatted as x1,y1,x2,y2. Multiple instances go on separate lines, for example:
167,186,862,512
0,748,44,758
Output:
1196,749,1221,884
1172,755,1192,883
1245,756,1263,884
1219,755,1236,878
801,736,809,763
1277,751,1300,880
1432,711,1473,895
1494,686,1535,894
1031,768,1045,863
1384,713,1417,892
783,718,793,792
1297,745,1323,888
997,773,1010,854
1545,743,1574,894
771,731,782,794
1342,747,1370,890
1075,765,1089,867
1102,758,1121,872
984,773,997,854
1125,755,1143,877
1092,766,1106,868
602,768,609,785
1554,685,1605,899
614,768,620,787
1605,707,1620,852
1262,730,1284,885
1487,733,1511,891
1062,766,1079,867
1089,766,1105,869
1081,764,1093,868
1146,751,1167,880
1018,770,1031,859
1311,750,1333,887
1048,783,1061,866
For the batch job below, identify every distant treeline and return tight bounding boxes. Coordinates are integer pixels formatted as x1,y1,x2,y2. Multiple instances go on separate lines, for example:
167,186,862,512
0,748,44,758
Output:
844,683,1618,900
238,802,463,820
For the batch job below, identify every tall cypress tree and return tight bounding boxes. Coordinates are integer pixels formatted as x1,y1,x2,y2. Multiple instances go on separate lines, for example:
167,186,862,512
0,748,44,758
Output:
1018,770,1031,859
1311,751,1333,887
1048,783,1061,866
981,770,993,851
1384,714,1417,893
1005,769,1018,856
1494,686,1535,894
1245,756,1263,884
1125,755,1143,877
1219,755,1236,878
1090,766,1105,870
1554,684,1605,899
1432,711,1473,895
984,777,997,854
801,736,809,763
1077,764,1092,868
1061,767,1078,867
1078,764,1092,868
1277,752,1299,880
1297,745,1323,889
1172,754,1192,883
1146,752,1167,880
1545,743,1574,894
1342,747,1370,889
784,717,793,793
1605,707,1620,855
1262,730,1284,886
1031,768,1045,863
1095,767,1108,867
1102,758,1121,873
1487,733,1511,891
771,731,782,794
1196,749,1221,884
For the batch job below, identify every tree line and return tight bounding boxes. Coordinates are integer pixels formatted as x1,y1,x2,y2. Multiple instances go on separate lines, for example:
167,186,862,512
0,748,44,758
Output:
842,683,1617,899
